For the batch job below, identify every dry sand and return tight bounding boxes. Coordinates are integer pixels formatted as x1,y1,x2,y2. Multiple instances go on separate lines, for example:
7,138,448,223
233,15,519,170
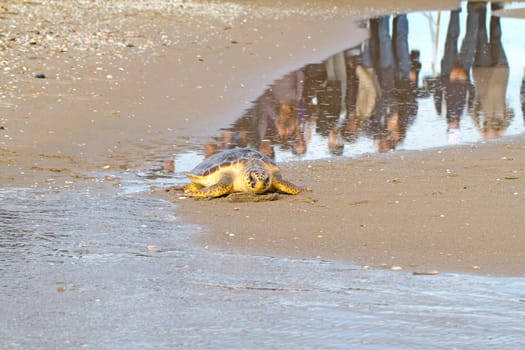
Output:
1,0,524,276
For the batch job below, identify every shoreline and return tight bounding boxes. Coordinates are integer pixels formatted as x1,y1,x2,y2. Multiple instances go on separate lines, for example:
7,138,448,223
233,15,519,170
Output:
2,0,525,277
0,0,458,186
162,135,525,277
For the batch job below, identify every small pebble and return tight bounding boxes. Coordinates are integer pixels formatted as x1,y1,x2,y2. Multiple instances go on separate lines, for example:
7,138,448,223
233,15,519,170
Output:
412,270,440,276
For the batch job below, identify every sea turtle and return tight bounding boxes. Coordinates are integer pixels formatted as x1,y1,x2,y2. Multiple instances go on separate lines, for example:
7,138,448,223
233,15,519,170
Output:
183,148,306,198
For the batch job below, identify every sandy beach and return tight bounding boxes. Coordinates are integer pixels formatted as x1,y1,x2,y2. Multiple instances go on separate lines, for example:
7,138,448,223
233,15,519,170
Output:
1,0,524,277
170,139,525,276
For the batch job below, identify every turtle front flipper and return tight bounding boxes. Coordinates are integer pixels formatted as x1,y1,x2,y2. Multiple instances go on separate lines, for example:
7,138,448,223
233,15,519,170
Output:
182,182,203,192
271,173,306,195
185,174,234,198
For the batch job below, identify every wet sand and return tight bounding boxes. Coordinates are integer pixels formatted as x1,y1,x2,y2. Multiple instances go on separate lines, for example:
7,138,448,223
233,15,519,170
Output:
173,139,525,276
1,0,524,276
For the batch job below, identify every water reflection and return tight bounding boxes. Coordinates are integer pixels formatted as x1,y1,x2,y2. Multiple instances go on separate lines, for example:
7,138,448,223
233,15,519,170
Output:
434,2,512,142
202,2,524,161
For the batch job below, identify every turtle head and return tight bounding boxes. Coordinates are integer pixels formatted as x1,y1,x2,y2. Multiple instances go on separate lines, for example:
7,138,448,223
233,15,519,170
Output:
244,166,271,194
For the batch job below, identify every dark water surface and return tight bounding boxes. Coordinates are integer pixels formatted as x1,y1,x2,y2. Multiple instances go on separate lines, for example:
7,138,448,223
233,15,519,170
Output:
1,188,525,349
2,3,525,349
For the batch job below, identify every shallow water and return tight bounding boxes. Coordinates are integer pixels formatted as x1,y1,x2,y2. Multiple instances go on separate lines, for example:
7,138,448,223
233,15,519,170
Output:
1,188,525,349
2,3,525,349
125,5,525,192
164,4,525,173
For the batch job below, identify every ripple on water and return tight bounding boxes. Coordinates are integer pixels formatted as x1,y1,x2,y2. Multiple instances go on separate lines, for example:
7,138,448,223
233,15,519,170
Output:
1,188,524,348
